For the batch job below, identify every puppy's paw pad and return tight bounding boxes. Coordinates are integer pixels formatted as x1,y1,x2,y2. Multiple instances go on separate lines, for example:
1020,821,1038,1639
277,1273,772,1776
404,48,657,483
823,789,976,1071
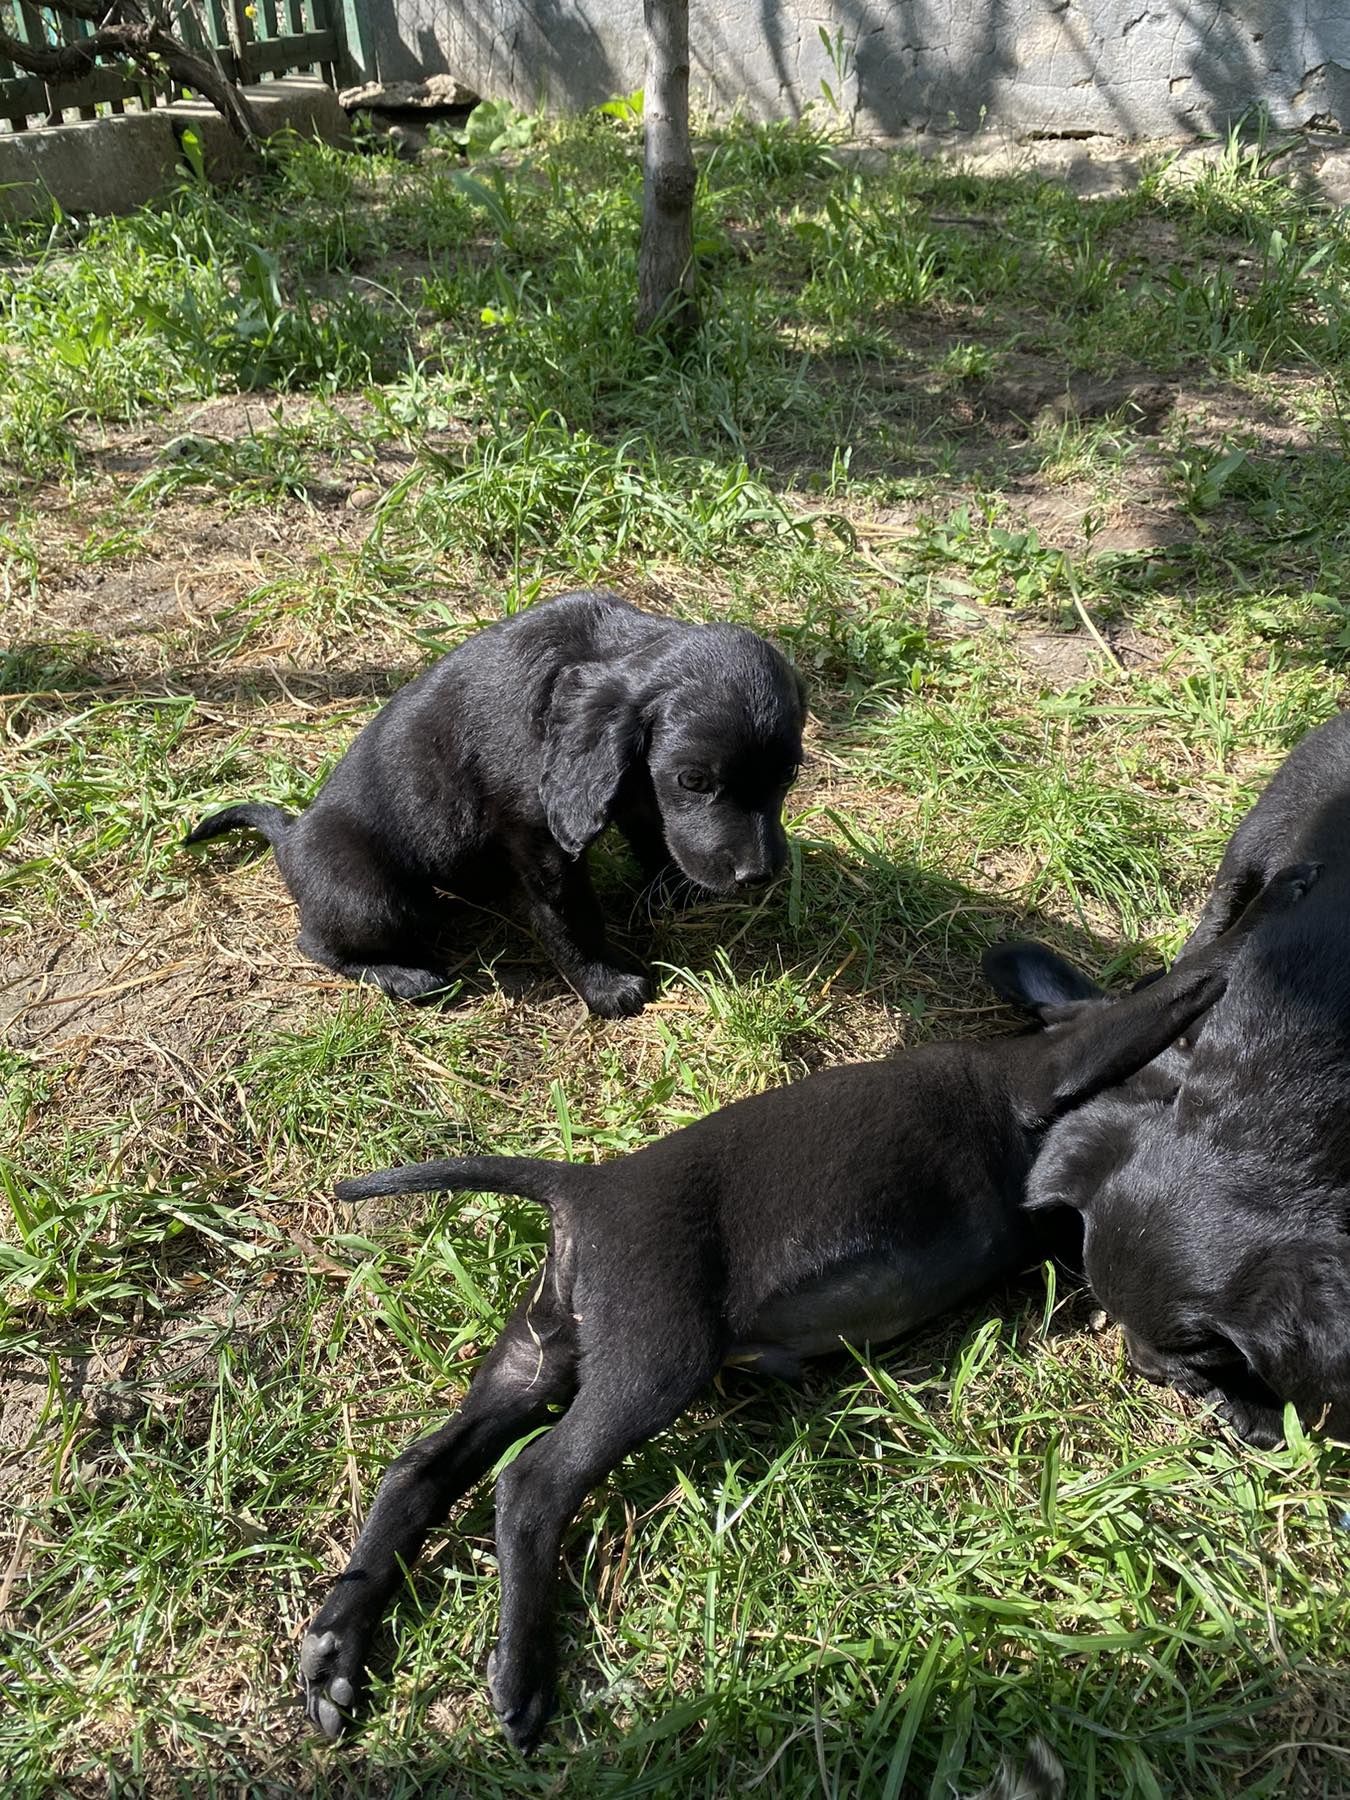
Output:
580,968,652,1019
486,1647,556,1753
368,965,453,1003
300,1627,364,1740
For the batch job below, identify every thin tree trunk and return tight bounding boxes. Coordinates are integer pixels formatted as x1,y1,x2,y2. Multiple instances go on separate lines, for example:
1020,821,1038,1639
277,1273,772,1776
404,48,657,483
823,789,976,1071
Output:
636,0,696,338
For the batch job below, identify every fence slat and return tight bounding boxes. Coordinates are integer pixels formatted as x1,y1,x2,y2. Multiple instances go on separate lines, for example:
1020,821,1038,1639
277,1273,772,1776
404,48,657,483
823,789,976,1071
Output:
13,0,60,125
281,0,306,71
0,0,342,132
200,0,228,45
249,30,330,75
0,37,41,126
175,0,209,55
324,0,371,85
225,0,256,84
66,13,98,118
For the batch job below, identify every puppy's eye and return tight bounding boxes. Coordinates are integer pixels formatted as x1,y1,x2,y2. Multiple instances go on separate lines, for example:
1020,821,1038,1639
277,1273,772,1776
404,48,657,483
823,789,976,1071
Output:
677,769,713,793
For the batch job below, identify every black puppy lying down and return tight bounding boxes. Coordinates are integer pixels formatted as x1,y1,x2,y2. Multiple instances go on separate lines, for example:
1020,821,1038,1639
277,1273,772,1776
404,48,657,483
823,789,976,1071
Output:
299,866,1308,1749
1010,712,1350,1447
186,590,805,1017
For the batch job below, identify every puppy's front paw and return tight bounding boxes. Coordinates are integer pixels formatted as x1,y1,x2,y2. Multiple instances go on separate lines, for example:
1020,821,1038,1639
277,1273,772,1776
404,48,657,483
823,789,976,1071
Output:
486,1644,557,1753
578,964,652,1019
1212,1391,1287,1449
299,1621,369,1741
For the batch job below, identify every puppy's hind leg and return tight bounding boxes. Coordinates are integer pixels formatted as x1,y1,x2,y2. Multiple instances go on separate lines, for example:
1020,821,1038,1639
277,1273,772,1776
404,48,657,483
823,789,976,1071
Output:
297,928,452,1003
487,1340,720,1750
1179,814,1272,954
347,959,456,1003
301,1284,578,1739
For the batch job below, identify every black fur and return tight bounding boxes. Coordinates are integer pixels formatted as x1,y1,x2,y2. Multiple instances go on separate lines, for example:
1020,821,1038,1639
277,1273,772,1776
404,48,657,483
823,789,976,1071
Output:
185,590,806,1016
963,1738,1066,1800
1018,712,1350,1447
297,868,1310,1750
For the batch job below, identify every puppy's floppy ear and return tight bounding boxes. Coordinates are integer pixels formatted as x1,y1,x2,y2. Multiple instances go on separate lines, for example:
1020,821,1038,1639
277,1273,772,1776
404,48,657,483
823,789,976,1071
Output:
1216,1241,1350,1429
982,940,1104,1020
1023,1103,1133,1212
540,665,645,855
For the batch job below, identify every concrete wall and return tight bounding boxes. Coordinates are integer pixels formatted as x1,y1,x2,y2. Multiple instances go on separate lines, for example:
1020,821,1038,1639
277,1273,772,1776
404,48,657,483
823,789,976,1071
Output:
0,81,349,223
364,1,1350,139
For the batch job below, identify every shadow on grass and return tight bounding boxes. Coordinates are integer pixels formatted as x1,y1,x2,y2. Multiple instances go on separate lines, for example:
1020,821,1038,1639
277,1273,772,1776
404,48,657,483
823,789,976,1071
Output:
289,1269,1318,1800
176,826,1146,1034
0,640,422,707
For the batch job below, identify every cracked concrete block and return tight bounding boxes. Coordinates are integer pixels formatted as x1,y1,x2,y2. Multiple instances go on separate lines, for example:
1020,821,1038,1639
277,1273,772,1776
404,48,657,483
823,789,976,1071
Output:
0,113,180,223
0,78,351,222
166,78,351,186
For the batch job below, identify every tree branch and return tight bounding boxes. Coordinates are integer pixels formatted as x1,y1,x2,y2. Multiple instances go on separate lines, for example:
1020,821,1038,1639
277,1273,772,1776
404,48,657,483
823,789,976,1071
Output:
0,5,260,144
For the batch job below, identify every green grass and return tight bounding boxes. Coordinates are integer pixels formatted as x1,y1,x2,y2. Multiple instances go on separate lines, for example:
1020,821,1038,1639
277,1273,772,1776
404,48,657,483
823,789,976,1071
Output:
3,108,1350,1798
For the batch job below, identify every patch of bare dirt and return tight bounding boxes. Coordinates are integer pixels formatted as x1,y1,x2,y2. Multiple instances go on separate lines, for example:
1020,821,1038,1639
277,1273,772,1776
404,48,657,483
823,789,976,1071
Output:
9,497,362,658
1005,486,1194,555
847,342,1179,441
1089,505,1192,553
1167,377,1320,454
1016,625,1165,688
70,386,469,517
1,881,327,1064
34,561,212,638
0,1360,51,1500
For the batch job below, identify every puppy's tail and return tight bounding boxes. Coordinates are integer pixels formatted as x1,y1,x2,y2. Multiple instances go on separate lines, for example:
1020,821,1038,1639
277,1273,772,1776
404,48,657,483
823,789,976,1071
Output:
184,802,293,849
334,1156,570,1209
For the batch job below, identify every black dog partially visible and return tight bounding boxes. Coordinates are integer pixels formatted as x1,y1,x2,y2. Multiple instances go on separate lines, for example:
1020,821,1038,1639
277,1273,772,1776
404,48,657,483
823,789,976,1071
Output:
1002,711,1350,1448
298,864,1310,1750
185,590,805,1016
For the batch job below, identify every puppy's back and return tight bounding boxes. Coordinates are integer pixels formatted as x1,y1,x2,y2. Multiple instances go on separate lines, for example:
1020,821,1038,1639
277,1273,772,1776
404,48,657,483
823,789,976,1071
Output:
1232,709,1350,868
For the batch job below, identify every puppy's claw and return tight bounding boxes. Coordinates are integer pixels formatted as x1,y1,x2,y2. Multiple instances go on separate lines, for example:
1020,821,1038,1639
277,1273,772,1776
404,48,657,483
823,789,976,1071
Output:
486,1645,556,1754
300,1626,362,1741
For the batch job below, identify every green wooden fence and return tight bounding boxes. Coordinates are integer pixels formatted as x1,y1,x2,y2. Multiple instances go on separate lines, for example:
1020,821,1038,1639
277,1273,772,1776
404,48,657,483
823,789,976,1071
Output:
0,0,371,132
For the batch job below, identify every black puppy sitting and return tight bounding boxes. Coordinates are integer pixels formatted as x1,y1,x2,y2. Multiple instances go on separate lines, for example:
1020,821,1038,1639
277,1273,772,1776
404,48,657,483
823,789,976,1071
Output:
298,864,1310,1750
185,590,805,1017
1003,711,1350,1447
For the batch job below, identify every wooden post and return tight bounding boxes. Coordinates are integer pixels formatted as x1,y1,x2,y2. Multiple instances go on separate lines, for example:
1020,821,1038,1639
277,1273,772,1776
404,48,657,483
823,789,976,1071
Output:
327,0,373,88
226,0,256,84
636,0,697,338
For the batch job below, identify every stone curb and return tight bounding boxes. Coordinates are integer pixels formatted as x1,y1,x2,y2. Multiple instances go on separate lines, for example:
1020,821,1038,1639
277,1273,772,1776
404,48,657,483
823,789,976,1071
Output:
836,130,1350,205
0,77,350,222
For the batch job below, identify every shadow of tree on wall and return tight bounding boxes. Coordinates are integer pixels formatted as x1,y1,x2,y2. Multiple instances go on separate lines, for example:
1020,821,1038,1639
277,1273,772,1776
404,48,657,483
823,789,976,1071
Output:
364,0,624,103
359,0,1350,140
694,0,1348,138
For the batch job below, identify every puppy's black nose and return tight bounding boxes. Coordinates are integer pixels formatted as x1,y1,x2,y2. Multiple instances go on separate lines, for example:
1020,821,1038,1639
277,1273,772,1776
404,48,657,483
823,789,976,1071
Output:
733,863,775,888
